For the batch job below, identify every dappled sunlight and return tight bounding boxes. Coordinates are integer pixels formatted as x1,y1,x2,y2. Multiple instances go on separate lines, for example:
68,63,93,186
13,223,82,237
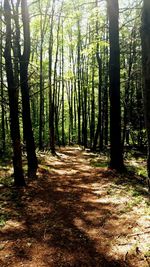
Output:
1,220,27,232
52,169,79,176
1,147,150,267
72,163,92,171
137,215,150,228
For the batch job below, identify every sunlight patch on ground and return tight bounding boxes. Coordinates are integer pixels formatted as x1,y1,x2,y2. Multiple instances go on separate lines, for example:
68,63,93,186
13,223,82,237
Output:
76,158,91,163
1,220,26,232
79,172,91,177
76,184,93,190
80,193,100,204
51,169,79,176
91,182,111,195
55,187,65,192
53,161,64,166
73,217,85,229
57,152,70,159
73,217,100,237
72,164,92,171
137,215,150,227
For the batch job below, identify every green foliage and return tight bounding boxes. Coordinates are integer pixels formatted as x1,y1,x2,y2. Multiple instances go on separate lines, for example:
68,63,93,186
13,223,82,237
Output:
0,159,13,186
0,214,8,228
91,160,108,168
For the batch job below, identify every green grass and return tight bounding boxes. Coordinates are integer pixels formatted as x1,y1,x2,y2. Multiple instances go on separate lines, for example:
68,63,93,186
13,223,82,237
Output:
91,161,108,168
0,175,13,186
144,249,150,257
90,155,108,168
0,214,9,228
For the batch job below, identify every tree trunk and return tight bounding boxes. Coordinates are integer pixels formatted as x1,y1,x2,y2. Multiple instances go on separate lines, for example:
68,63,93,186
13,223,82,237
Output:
20,0,38,177
49,0,55,154
61,22,65,146
107,0,124,170
141,0,150,191
122,27,136,148
93,0,103,151
90,58,95,148
39,0,49,150
39,21,44,150
0,11,5,152
4,0,25,186
53,7,62,147
77,20,81,145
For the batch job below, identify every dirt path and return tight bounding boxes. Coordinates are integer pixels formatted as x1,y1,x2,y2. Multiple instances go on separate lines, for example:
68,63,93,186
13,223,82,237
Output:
0,147,150,267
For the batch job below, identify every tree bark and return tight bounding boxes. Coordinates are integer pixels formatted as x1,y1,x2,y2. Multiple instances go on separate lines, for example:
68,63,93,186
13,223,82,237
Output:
19,0,38,177
4,0,25,186
90,58,95,148
49,0,55,154
77,20,81,145
141,0,150,191
0,8,5,152
61,22,65,146
107,0,124,170
39,0,49,150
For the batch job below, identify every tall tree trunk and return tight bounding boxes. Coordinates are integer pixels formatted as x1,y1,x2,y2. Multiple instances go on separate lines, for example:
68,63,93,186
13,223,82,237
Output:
104,25,109,147
107,0,124,170
61,22,65,146
4,0,25,186
53,6,62,146
90,57,95,148
141,0,150,191
39,0,49,150
80,40,88,148
93,0,103,151
39,16,44,150
71,42,77,141
19,0,38,177
122,27,136,148
49,0,55,154
0,8,5,152
77,20,81,145
96,15,103,151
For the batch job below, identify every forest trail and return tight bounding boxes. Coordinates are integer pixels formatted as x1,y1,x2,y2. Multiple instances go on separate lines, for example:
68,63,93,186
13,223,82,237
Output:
0,147,150,267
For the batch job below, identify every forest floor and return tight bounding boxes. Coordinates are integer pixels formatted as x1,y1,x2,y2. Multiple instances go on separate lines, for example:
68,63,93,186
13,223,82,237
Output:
0,146,150,267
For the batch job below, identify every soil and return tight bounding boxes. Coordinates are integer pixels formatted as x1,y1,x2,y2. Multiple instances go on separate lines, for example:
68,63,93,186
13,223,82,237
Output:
0,147,150,267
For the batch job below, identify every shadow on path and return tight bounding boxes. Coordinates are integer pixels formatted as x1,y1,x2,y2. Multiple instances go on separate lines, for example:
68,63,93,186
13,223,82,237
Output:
1,147,149,267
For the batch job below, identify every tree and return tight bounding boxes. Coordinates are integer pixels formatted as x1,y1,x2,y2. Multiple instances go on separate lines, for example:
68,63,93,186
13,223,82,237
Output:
0,3,5,153
61,21,65,146
141,0,150,191
107,0,124,170
39,0,49,150
93,0,103,151
19,0,38,178
49,0,55,154
77,18,81,145
4,0,25,186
